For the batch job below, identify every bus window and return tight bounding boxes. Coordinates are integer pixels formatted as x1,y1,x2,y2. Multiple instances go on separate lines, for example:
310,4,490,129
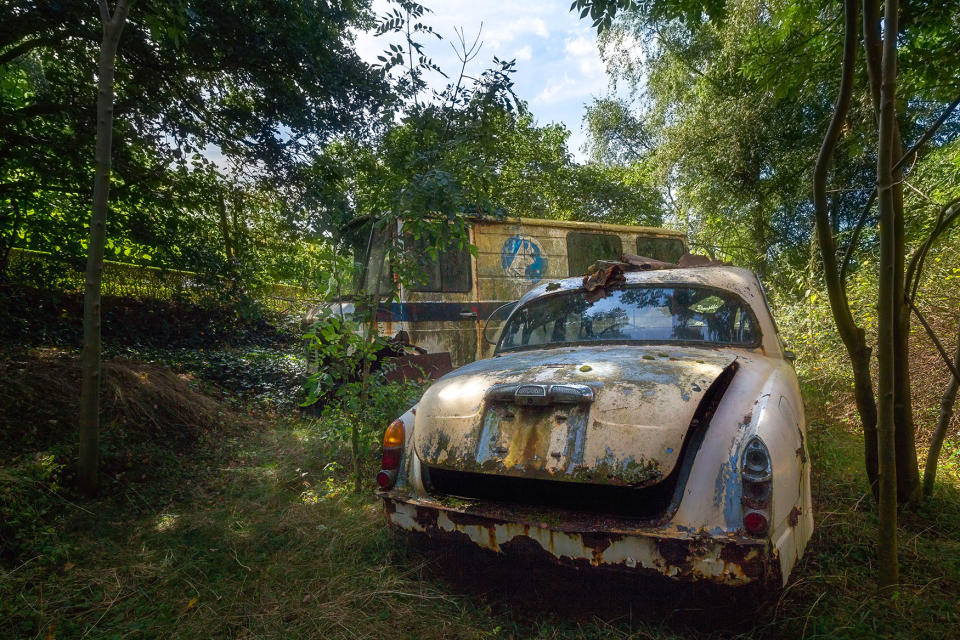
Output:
350,222,392,295
637,236,685,263
364,227,393,295
406,235,472,293
567,232,622,276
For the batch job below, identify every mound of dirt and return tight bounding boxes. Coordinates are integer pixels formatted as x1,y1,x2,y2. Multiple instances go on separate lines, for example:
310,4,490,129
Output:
0,350,226,457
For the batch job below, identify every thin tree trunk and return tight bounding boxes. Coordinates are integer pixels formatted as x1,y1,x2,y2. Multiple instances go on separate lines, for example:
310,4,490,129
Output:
217,192,234,264
874,0,900,591
752,199,767,278
813,0,880,495
355,229,385,493
78,0,130,496
0,198,22,278
863,0,920,505
892,150,921,505
891,120,921,504
923,321,960,497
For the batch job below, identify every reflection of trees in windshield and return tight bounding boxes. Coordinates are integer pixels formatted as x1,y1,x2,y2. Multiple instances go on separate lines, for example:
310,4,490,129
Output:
499,286,760,350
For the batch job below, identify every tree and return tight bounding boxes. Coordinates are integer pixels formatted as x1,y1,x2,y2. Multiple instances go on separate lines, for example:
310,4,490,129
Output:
2,0,389,491
78,0,131,495
570,0,960,592
1,0,388,281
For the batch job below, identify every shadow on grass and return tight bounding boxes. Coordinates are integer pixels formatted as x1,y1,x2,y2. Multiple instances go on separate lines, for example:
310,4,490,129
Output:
406,536,768,637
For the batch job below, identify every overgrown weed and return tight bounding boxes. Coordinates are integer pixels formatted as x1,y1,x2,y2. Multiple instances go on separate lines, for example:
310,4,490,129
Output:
1,353,958,638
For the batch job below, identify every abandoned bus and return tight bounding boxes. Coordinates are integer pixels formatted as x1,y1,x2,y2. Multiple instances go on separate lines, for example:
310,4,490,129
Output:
308,216,687,370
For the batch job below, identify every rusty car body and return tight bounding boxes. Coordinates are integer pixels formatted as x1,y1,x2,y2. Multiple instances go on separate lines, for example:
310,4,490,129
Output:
376,265,813,587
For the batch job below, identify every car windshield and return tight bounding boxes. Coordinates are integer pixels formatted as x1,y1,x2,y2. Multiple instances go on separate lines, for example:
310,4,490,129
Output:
498,285,761,352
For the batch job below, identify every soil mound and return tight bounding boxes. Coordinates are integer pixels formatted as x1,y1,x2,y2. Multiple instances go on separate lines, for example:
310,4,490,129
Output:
0,350,223,456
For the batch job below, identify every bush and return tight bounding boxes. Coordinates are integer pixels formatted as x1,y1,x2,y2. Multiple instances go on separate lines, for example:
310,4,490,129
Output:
301,310,385,408
312,380,425,463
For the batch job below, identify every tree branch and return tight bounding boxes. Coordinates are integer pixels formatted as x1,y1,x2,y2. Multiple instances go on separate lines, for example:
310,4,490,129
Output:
862,0,882,116
897,94,960,171
908,298,960,384
923,320,960,497
905,198,960,303
839,95,960,283
813,0,858,320
839,189,876,282
0,36,58,65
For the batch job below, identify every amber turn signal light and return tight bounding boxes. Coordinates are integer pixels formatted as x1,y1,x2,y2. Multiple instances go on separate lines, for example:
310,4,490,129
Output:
383,419,404,449
378,419,405,490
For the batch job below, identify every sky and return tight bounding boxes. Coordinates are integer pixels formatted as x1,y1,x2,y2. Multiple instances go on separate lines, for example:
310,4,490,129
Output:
353,0,613,162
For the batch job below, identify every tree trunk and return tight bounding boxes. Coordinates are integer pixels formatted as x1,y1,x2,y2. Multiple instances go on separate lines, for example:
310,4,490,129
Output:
813,0,880,494
355,233,385,493
890,125,921,504
356,344,372,494
0,198,22,279
874,0,900,591
863,0,920,506
923,321,960,497
752,200,767,278
78,0,130,496
892,192,921,504
217,192,234,264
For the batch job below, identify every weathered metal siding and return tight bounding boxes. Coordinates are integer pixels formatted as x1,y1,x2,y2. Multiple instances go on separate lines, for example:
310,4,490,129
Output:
307,220,689,368
471,219,689,305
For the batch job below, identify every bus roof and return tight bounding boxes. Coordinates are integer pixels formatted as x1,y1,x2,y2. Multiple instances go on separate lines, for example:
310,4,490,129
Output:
473,216,685,237
344,214,685,238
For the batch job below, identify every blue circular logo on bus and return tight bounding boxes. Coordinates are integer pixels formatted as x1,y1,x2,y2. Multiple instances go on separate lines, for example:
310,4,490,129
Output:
501,235,547,283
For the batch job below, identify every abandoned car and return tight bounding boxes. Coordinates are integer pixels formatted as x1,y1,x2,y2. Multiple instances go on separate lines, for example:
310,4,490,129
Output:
376,263,812,587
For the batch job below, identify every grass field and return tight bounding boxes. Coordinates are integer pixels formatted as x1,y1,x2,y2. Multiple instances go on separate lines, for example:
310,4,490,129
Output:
1,356,958,639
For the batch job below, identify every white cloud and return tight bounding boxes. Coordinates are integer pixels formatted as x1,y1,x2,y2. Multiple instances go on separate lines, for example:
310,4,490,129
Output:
535,74,577,104
483,17,549,50
564,35,594,57
514,45,532,61
563,34,604,78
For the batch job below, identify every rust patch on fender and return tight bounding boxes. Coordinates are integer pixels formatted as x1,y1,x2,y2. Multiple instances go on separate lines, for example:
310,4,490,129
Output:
581,531,623,555
446,510,502,528
788,506,801,527
656,537,692,571
719,543,769,580
414,506,439,528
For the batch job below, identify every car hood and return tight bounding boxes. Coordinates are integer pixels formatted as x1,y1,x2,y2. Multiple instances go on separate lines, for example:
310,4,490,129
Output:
413,344,740,487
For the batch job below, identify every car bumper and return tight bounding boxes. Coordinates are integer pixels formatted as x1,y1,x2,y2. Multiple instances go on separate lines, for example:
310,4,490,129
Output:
380,493,780,586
